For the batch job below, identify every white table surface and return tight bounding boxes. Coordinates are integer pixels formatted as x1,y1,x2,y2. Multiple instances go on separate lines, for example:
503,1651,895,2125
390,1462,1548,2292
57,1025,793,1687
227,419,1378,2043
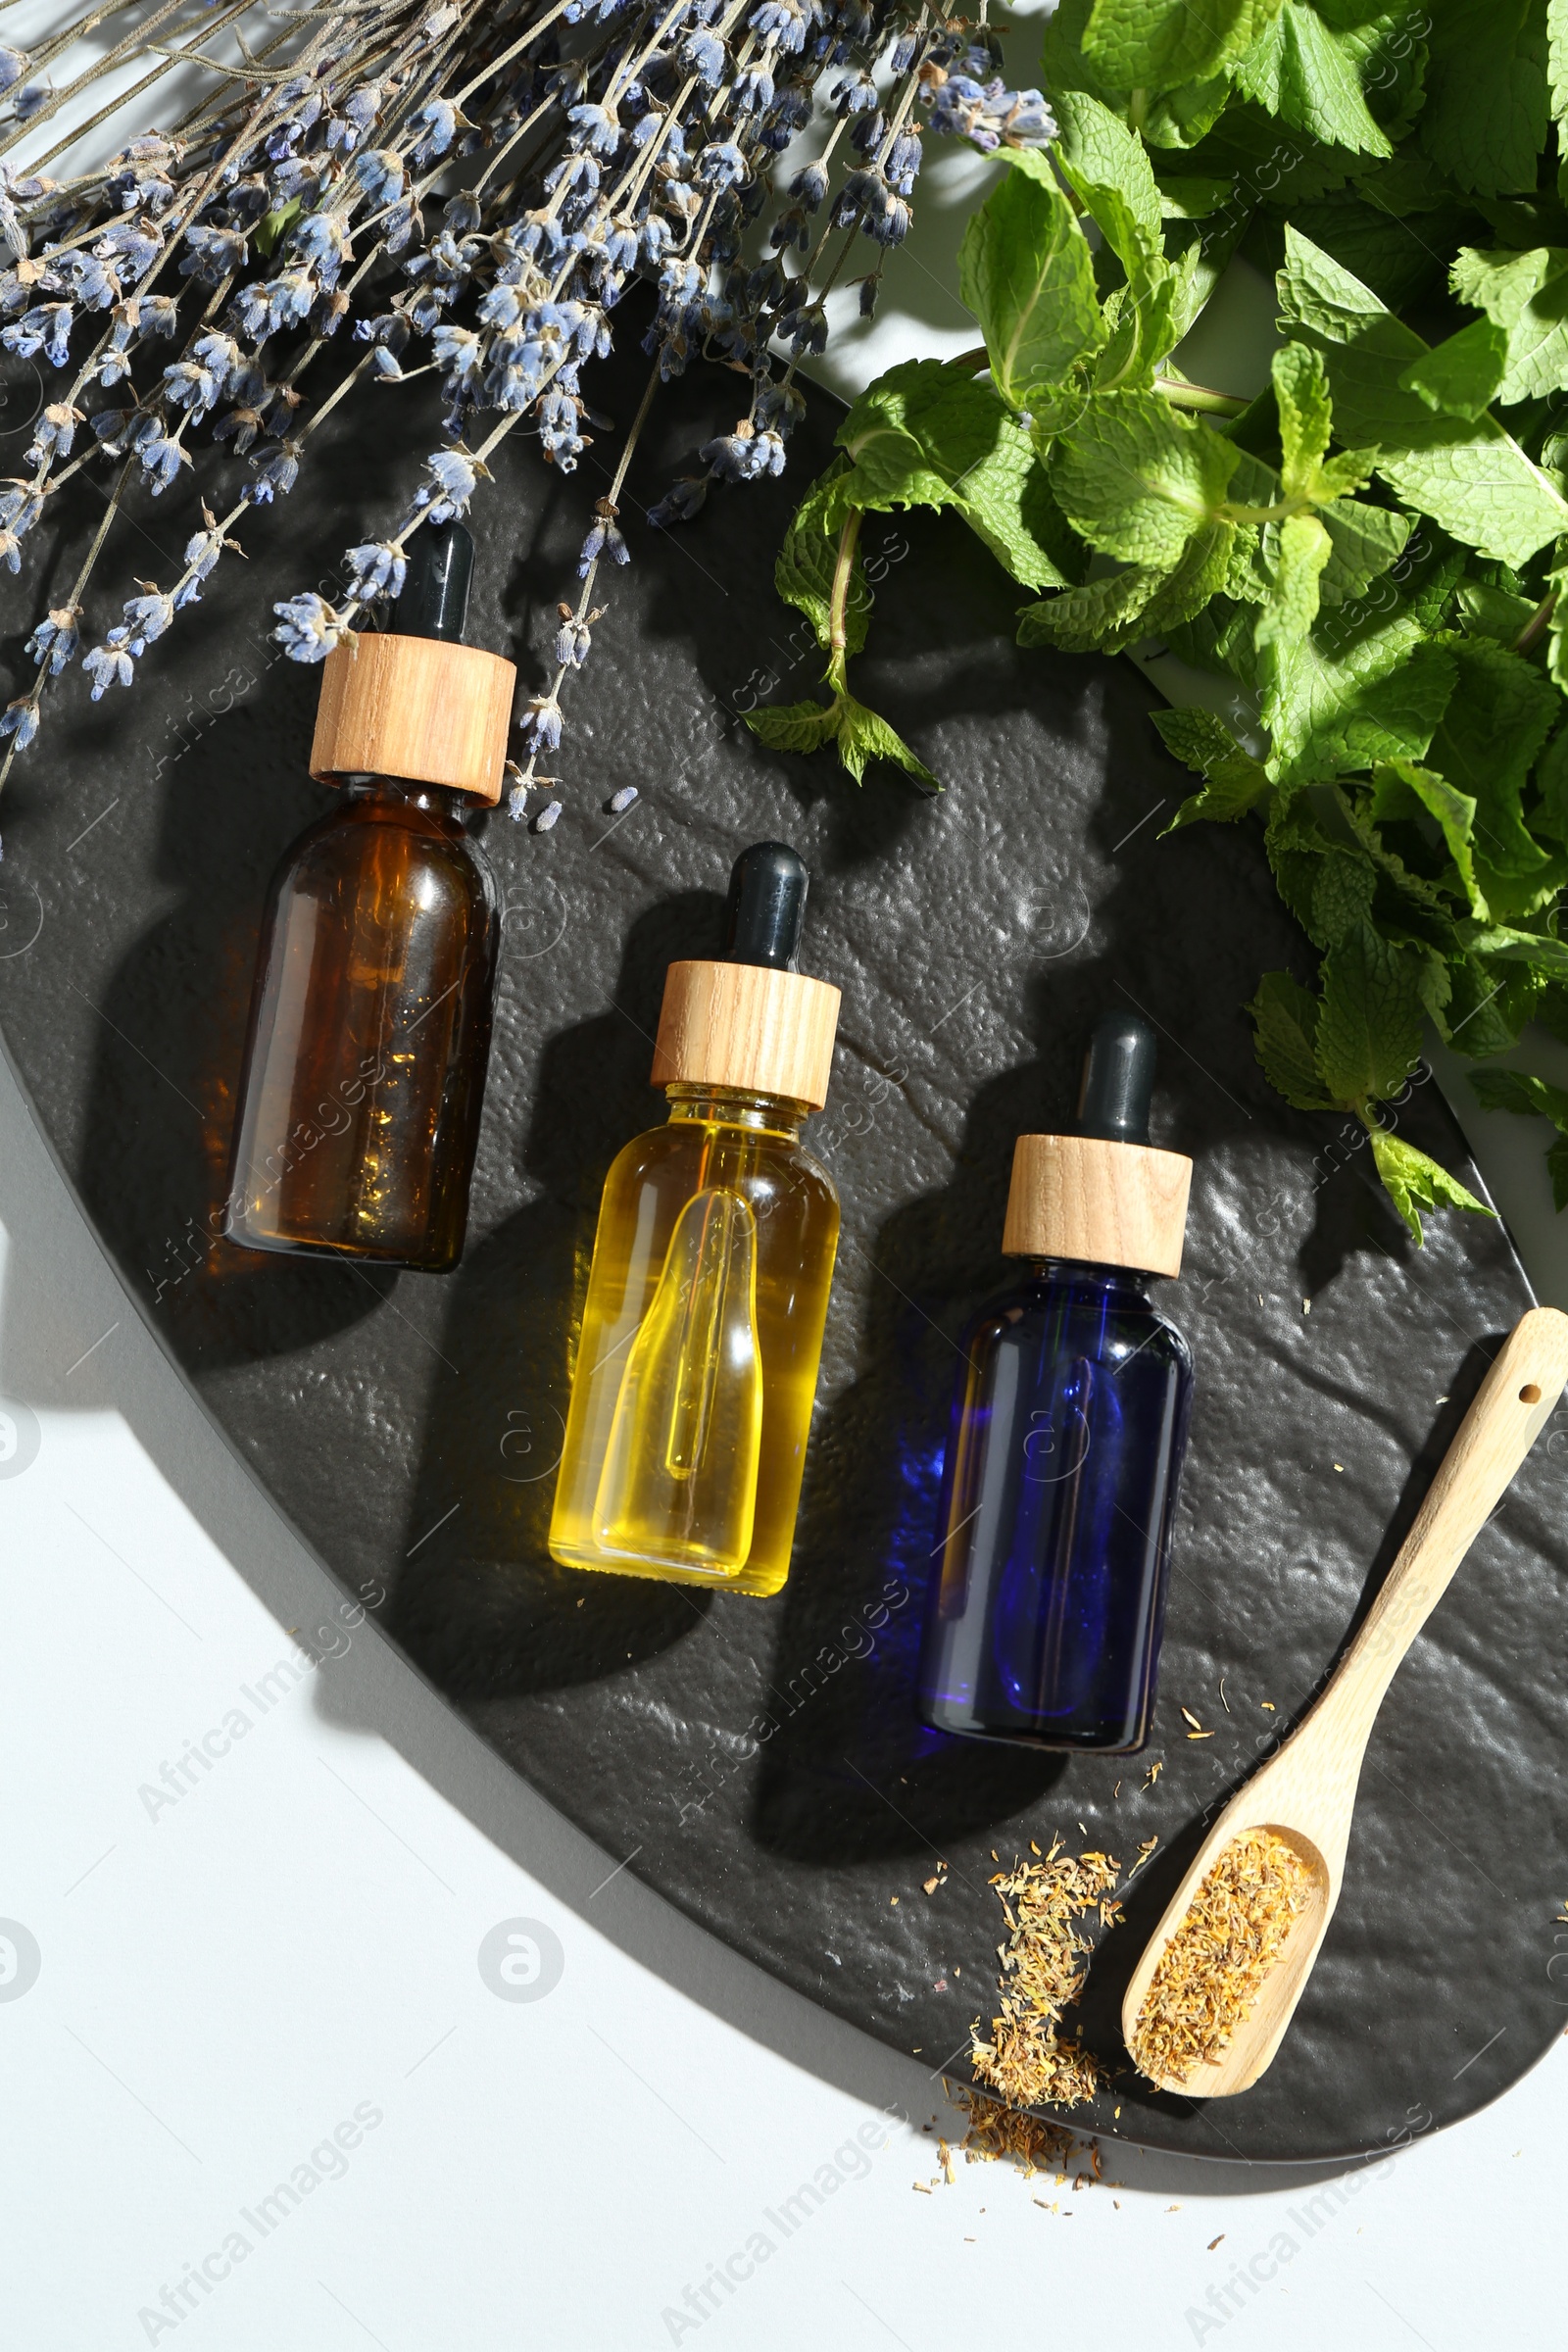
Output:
3,7,1566,2340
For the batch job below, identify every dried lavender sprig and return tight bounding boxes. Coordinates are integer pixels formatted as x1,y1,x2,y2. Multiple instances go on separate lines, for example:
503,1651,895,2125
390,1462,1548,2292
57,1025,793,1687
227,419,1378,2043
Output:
1,0,1054,813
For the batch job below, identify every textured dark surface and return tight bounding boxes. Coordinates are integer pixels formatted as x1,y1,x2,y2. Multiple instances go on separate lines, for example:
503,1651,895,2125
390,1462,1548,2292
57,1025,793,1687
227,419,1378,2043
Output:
3,326,1567,2164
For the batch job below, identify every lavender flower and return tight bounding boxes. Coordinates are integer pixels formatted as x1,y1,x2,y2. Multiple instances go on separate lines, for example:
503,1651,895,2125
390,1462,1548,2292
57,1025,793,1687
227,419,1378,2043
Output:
520,693,564,751
174,520,230,609
578,501,628,572
24,401,82,466
555,603,600,666
82,629,136,699
0,697,37,749
568,102,622,156
789,159,829,210
271,594,348,661
293,212,351,286
249,439,301,501
24,608,78,675
417,448,485,519
122,591,174,655
3,303,73,367
138,431,190,494
355,148,407,207
411,98,465,165
432,322,483,396
345,540,410,601
648,475,709,527
681,29,727,85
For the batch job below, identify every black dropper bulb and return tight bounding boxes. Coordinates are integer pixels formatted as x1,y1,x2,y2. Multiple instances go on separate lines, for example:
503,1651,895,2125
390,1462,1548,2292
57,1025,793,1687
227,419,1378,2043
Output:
396,518,474,644
723,841,808,972
1074,1008,1156,1146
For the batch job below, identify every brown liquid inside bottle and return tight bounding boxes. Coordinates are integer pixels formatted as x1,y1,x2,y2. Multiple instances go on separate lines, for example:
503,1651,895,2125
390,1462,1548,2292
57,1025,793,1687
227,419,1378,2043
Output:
225,773,500,1272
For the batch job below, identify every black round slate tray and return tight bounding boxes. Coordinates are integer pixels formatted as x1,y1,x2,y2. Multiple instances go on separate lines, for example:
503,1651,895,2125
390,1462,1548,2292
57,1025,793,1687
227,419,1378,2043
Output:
4,324,1567,2166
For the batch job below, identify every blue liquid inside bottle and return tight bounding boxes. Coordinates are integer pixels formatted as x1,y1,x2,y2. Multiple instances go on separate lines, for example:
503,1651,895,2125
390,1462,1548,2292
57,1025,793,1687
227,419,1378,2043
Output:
915,1257,1192,1752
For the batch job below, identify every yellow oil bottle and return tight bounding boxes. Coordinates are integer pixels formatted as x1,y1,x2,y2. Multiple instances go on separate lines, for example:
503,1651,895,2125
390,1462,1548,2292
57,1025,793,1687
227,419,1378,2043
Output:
548,843,842,1595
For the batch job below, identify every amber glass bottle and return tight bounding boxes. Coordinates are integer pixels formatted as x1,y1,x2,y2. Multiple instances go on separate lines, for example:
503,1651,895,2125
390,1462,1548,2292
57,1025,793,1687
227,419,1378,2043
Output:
225,523,514,1272
549,844,843,1595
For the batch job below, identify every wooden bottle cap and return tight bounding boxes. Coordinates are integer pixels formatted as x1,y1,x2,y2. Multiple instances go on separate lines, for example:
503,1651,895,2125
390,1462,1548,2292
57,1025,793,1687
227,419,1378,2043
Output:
650,960,841,1110
1003,1133,1193,1279
310,631,516,805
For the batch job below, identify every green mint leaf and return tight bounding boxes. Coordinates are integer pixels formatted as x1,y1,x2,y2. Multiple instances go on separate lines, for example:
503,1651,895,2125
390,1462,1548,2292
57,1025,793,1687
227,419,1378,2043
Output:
1270,341,1332,498
1248,969,1336,1108
1545,542,1568,694
1457,920,1568,976
1449,245,1568,405
1139,521,1240,633
957,154,1104,411
1017,562,1165,653
1089,244,1194,386
1316,497,1412,606
1446,955,1538,1054
1452,575,1539,642
1470,1065,1568,1124
1370,758,1488,916
747,681,940,793
836,362,1067,588
1334,784,1456,925
1051,89,1165,277
1427,636,1557,878
1314,919,1425,1104
1082,0,1286,97
1396,319,1510,420
1367,1129,1494,1244
1419,0,1549,199
1050,391,1239,563
1043,0,1234,148
1278,228,1568,566
1312,841,1378,946
774,461,864,656
1551,0,1568,113
1265,595,1457,781
833,688,941,792
1154,708,1272,828
956,420,1076,591
1155,173,1235,217
1265,794,1376,947
746,698,843,757
1229,2,1395,158
838,360,986,508
1271,188,1461,316
1255,514,1334,703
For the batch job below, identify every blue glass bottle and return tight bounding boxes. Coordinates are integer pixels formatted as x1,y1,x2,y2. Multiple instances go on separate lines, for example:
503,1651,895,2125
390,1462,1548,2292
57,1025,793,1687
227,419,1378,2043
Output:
915,1013,1194,1753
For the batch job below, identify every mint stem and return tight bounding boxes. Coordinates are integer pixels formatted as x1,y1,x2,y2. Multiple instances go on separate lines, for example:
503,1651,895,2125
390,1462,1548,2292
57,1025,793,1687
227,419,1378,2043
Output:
1514,592,1556,657
1154,375,1249,417
829,505,864,661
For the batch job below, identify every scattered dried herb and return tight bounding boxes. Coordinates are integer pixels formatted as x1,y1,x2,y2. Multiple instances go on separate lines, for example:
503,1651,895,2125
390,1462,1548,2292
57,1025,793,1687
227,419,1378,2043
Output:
1129,1828,1313,2087
969,1838,1122,2110
950,2086,1100,2187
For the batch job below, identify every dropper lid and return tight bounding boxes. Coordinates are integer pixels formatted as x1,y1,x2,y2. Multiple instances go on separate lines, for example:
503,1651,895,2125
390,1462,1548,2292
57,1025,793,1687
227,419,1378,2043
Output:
309,519,516,805
651,841,842,1109
397,517,475,642
1002,1007,1193,1278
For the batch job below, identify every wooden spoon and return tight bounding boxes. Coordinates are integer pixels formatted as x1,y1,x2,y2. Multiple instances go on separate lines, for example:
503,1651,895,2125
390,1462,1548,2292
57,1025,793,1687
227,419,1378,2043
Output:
1121,1304,1568,2099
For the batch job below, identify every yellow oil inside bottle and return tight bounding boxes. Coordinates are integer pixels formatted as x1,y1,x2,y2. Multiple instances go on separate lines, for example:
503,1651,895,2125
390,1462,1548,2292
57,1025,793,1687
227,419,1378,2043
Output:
549,1087,839,1595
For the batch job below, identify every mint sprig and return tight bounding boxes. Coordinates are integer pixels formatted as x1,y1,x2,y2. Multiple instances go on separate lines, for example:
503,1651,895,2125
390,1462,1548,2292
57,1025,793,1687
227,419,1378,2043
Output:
749,3,1568,1239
